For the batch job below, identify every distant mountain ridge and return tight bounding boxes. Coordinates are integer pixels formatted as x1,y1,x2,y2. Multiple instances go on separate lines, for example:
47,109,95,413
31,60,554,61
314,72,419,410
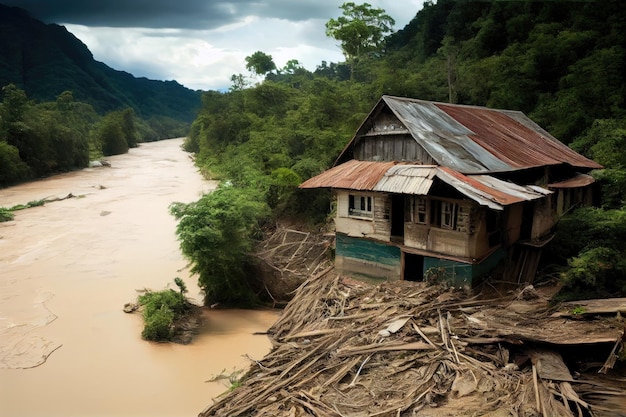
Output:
0,4,201,122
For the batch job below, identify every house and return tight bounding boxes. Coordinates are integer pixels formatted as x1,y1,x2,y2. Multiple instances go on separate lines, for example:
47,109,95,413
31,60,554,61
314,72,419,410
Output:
300,96,602,287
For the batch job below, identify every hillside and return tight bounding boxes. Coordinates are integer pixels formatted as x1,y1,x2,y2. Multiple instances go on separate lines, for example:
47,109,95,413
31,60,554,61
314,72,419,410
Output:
0,4,201,122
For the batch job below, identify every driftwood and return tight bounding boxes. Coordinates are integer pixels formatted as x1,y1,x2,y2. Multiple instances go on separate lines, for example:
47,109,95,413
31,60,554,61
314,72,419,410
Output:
552,297,626,318
200,273,626,417
254,226,335,305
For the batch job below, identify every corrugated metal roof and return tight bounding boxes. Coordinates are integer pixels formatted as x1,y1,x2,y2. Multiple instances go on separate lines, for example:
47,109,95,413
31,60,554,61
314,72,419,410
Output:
383,98,512,173
299,160,397,190
300,161,551,211
436,102,602,171
437,167,549,210
373,164,437,194
338,96,602,174
548,173,595,189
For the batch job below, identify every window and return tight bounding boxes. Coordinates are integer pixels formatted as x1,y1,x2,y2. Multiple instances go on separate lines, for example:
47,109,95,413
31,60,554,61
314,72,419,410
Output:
348,194,373,218
441,201,457,230
428,199,472,232
408,196,428,224
416,197,427,224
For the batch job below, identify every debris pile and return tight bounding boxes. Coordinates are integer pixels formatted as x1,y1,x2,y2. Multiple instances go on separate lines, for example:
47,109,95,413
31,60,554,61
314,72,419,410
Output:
200,273,626,417
255,227,334,305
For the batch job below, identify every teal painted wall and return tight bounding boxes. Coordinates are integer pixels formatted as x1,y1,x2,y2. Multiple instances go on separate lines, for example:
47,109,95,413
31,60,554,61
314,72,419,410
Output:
336,233,401,266
423,248,506,288
335,233,507,287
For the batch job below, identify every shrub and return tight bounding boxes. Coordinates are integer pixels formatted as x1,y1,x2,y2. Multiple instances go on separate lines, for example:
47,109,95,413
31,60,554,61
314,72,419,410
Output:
550,206,626,300
138,286,188,342
141,304,176,341
170,183,270,306
559,247,626,300
0,207,14,222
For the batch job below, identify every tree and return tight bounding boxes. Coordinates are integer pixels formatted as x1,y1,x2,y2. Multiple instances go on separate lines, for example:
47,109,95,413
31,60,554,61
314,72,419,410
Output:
325,2,395,79
94,112,128,156
230,73,249,92
170,184,270,306
0,141,31,186
245,51,277,76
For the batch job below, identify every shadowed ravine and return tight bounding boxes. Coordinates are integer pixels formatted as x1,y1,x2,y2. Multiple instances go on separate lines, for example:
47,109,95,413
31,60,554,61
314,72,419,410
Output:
0,138,278,417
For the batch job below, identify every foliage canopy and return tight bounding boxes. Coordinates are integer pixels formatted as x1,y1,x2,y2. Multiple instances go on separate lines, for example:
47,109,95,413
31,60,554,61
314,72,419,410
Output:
179,1,626,302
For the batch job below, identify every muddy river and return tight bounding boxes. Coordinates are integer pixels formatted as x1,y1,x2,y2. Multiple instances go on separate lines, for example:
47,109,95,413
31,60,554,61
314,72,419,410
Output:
0,138,279,417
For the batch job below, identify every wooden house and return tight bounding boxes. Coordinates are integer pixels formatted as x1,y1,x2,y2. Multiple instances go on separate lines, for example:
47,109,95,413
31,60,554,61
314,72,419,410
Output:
300,96,602,287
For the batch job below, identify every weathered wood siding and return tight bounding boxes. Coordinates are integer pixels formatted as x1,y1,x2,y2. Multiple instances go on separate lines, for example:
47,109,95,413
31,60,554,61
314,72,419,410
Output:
504,204,523,245
335,191,391,241
531,198,555,239
353,111,436,163
353,134,435,163
554,185,595,218
403,200,490,259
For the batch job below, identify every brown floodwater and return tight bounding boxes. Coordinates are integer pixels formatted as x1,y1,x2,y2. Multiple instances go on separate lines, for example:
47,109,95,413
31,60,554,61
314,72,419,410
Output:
0,138,279,417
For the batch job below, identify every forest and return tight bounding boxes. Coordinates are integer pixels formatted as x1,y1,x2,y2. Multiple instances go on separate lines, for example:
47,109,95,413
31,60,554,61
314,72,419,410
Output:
0,3,199,188
174,1,626,305
2,1,625,304
0,84,193,187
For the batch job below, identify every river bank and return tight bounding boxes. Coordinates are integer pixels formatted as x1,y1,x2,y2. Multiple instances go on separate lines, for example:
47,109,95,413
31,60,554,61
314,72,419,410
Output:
0,138,279,417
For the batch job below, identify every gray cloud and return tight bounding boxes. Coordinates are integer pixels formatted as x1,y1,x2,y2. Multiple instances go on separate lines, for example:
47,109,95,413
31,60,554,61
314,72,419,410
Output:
3,0,424,90
2,0,339,29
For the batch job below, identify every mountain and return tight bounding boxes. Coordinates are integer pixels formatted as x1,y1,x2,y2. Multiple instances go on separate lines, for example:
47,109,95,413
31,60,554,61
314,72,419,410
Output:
0,4,201,122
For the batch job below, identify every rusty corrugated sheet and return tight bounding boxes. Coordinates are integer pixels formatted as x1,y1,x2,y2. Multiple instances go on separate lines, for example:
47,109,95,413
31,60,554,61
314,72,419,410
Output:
383,97,511,173
436,103,603,171
299,160,397,190
373,165,437,194
301,160,550,211
548,173,595,189
377,96,602,174
436,169,549,210
471,175,552,200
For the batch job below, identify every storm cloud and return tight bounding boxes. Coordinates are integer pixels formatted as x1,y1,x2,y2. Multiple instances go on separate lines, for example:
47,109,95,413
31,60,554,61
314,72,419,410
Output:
3,0,341,29
2,0,425,90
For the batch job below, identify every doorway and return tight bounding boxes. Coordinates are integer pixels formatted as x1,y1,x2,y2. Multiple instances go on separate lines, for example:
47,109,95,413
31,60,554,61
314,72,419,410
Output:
404,252,424,281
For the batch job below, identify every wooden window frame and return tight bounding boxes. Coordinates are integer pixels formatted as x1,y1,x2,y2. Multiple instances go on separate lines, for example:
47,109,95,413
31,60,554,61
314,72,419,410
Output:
348,194,374,219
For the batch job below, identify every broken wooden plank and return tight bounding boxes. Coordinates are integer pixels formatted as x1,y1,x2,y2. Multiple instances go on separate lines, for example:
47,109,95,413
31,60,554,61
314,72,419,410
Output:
336,341,435,357
530,350,574,382
282,328,340,341
552,297,626,317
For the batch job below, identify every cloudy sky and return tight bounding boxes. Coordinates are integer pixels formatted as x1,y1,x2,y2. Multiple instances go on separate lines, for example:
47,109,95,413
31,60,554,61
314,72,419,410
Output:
4,0,425,91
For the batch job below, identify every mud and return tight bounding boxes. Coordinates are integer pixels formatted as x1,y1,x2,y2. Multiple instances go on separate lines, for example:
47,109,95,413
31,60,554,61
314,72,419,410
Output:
0,138,279,417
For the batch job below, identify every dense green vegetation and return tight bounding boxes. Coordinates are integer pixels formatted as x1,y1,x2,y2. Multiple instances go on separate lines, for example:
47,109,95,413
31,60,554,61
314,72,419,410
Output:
138,278,191,342
174,1,626,304
0,85,140,186
169,185,270,306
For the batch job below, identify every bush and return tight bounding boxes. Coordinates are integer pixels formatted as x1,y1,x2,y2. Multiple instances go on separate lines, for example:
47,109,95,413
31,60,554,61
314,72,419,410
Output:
0,207,14,222
141,304,176,341
0,141,31,186
559,247,626,300
138,285,189,342
170,183,270,306
550,207,626,300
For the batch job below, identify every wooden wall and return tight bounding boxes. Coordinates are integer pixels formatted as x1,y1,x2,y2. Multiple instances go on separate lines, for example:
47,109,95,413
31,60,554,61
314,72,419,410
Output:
353,134,436,164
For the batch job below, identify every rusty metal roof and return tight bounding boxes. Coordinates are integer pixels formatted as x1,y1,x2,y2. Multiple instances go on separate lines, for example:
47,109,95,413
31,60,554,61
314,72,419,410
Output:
299,160,397,191
548,173,595,189
338,96,603,174
300,160,550,210
437,167,549,210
